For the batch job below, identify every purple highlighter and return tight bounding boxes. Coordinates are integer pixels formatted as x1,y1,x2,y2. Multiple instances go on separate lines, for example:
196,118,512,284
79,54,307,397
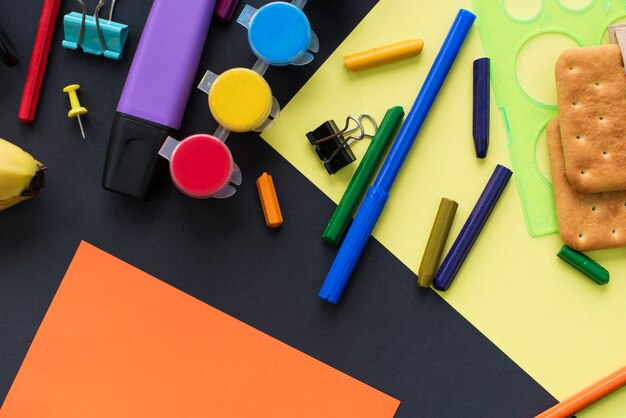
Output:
103,0,217,199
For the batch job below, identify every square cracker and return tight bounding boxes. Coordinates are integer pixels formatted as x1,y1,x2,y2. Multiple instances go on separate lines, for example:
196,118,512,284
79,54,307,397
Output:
555,44,626,193
548,118,626,251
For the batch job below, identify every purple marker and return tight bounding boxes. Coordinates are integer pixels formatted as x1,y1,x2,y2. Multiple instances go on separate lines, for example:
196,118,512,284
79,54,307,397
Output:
103,0,216,199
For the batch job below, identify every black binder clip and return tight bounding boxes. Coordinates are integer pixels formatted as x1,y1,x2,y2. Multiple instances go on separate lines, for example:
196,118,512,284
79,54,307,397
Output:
0,23,18,67
306,114,377,174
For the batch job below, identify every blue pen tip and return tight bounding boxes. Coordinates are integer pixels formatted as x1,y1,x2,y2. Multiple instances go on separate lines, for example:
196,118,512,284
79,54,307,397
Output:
318,292,338,305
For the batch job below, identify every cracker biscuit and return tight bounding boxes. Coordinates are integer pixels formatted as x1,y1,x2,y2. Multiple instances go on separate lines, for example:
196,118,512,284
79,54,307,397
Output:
548,118,626,251
555,44,626,193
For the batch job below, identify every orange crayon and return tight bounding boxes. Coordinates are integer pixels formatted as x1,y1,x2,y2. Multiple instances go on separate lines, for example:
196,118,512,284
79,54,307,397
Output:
256,172,283,228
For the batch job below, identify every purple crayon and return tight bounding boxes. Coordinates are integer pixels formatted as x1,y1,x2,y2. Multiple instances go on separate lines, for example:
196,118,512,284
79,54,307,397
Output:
433,164,512,291
215,0,239,21
472,57,490,158
103,0,217,199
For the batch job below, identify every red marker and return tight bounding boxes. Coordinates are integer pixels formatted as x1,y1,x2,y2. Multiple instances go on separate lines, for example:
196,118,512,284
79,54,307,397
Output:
18,0,62,123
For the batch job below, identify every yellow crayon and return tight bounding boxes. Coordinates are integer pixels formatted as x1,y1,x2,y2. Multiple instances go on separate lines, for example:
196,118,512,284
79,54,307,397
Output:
343,39,424,71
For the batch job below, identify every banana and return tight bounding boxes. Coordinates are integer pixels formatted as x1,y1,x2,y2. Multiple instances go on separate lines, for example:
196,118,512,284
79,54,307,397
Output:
0,138,45,211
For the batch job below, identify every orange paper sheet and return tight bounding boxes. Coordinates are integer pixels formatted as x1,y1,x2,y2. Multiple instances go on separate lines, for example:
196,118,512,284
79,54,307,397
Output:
0,242,400,418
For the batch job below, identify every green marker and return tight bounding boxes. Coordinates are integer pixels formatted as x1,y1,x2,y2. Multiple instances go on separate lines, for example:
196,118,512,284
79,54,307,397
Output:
557,245,610,285
322,106,404,245
417,197,458,288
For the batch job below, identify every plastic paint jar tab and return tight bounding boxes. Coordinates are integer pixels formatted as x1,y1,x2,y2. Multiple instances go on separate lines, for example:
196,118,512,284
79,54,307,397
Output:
238,2,318,66
158,134,241,199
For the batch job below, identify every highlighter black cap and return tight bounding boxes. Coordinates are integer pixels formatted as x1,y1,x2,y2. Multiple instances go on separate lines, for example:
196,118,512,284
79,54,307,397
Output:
102,113,176,199
102,0,216,199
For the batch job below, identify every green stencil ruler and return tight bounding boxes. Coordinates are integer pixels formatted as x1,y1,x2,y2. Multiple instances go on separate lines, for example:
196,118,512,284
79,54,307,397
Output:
472,0,626,236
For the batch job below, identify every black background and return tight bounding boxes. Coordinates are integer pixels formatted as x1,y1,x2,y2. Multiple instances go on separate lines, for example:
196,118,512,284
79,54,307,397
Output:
0,1,556,416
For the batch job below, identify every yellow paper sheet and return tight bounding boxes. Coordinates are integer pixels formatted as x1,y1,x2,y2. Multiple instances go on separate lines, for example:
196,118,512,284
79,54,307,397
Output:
262,1,626,416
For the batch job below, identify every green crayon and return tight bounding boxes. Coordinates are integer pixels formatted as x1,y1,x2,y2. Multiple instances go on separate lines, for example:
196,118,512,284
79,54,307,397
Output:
557,245,610,285
418,198,458,288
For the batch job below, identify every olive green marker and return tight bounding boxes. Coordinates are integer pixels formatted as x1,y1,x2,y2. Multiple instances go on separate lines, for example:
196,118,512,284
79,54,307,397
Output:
557,245,610,285
322,106,404,245
417,198,458,288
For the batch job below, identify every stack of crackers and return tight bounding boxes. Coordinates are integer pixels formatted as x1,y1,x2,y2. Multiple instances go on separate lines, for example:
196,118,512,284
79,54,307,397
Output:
549,44,626,251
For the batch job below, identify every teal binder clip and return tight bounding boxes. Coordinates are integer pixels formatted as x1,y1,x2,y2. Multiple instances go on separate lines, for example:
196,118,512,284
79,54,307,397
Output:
62,0,128,60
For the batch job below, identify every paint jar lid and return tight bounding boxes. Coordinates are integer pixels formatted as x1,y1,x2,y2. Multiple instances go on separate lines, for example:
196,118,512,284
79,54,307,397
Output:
208,68,273,132
248,2,311,66
169,134,234,198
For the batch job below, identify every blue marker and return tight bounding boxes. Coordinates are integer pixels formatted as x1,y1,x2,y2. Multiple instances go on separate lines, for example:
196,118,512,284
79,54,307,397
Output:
319,9,476,304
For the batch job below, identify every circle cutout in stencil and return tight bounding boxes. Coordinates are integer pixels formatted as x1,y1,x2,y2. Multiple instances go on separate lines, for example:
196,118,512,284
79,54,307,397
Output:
558,0,593,12
503,0,542,21
600,16,626,44
516,32,581,105
535,122,552,185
